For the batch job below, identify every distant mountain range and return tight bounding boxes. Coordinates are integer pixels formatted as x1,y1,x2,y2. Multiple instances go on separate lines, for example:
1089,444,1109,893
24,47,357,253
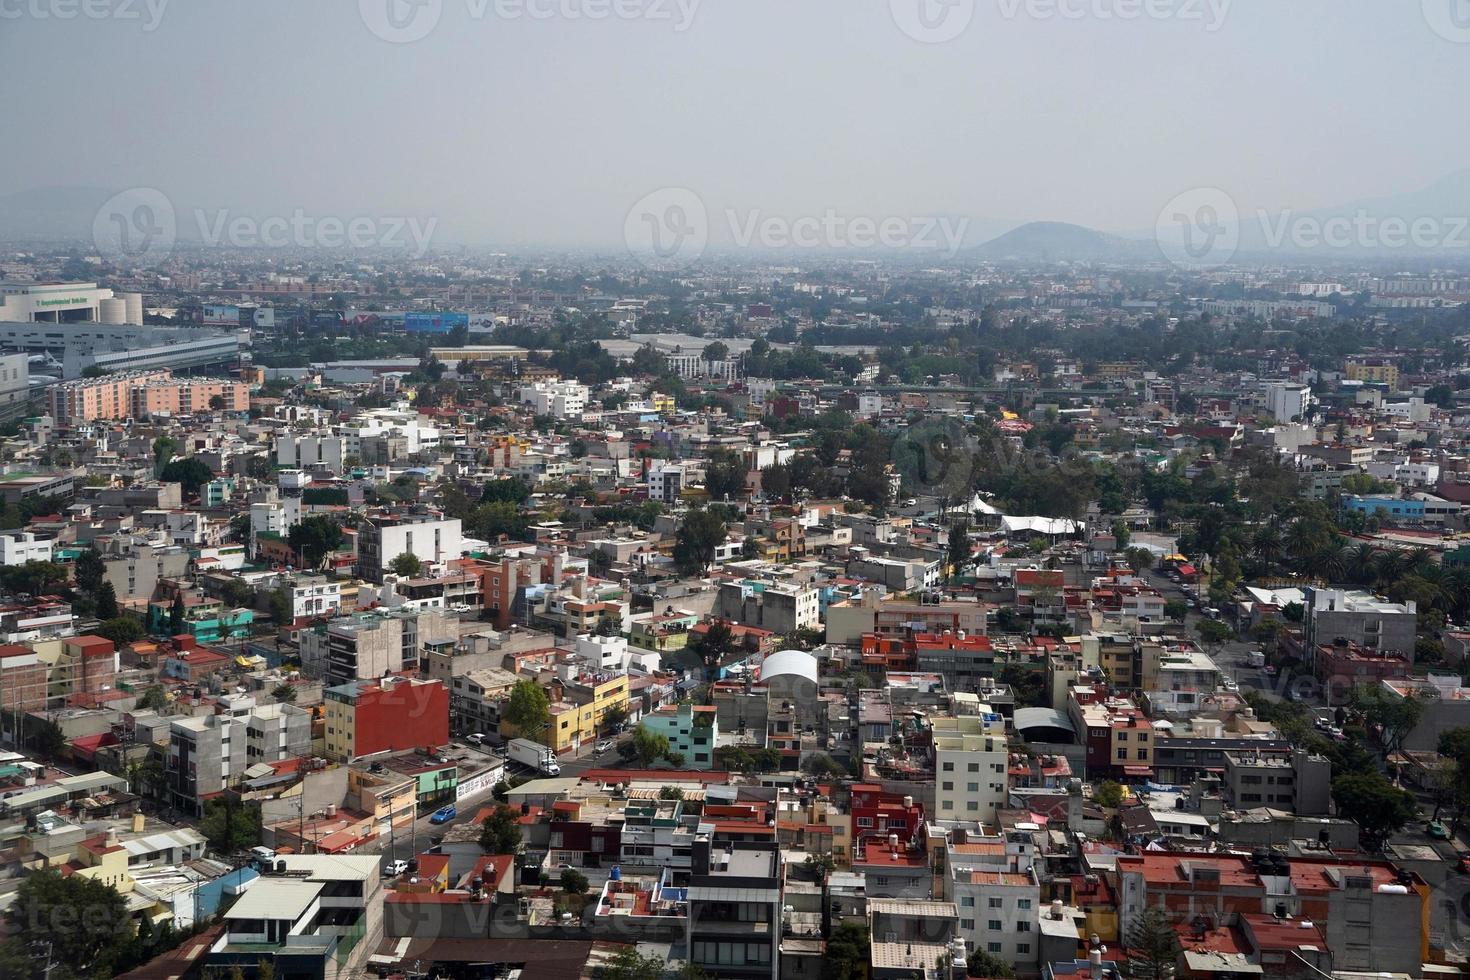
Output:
5,170,1470,264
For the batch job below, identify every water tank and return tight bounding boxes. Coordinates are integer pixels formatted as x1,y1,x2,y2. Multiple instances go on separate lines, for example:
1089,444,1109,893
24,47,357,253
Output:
98,298,127,324
610,865,621,881
123,292,143,325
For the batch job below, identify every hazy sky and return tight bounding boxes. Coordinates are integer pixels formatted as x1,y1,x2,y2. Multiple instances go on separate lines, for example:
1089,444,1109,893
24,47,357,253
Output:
4,0,1470,249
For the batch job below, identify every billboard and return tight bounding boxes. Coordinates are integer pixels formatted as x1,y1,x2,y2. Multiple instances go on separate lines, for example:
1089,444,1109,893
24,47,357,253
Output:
404,312,468,334
203,304,240,326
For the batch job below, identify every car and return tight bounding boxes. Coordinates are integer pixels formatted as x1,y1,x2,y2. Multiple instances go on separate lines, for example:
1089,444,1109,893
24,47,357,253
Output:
1262,665,1278,677
1428,820,1450,840
1456,852,1470,874
595,739,614,753
466,733,486,745
384,859,409,877
429,804,457,825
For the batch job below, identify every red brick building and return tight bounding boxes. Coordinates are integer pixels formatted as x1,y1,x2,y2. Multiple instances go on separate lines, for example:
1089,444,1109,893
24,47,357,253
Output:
849,783,925,850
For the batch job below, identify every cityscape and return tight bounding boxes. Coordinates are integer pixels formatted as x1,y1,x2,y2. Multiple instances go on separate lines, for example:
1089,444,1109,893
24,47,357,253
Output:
4,3,1470,980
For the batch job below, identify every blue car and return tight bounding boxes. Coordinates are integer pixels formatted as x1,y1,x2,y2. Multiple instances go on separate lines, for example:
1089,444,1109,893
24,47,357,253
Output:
429,804,457,824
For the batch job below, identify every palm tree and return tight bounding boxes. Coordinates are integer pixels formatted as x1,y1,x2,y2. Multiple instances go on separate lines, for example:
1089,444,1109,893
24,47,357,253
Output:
1347,544,1378,586
1373,549,1408,589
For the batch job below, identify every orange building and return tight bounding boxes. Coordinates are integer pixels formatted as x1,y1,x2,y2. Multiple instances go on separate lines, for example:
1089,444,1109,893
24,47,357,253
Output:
48,370,247,423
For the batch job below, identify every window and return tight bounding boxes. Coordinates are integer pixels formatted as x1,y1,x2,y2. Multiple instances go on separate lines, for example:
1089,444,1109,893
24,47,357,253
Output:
1117,732,1128,741
988,920,1002,931
961,918,975,930
968,762,979,772
942,781,954,791
1017,899,1032,910
1117,748,1127,759
857,816,874,828
988,943,1002,954
942,762,954,772
961,897,975,907
1017,921,1031,932
988,897,1003,909
1017,943,1030,955
967,782,979,792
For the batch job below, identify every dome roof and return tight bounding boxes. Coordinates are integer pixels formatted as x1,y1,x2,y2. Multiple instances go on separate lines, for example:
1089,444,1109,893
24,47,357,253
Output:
760,649,819,686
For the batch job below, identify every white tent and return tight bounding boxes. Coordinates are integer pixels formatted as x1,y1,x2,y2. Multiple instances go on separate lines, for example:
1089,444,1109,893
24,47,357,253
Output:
1001,515,1081,536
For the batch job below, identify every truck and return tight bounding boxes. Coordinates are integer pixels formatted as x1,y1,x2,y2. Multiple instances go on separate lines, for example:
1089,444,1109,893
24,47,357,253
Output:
1246,650,1266,668
508,737,561,776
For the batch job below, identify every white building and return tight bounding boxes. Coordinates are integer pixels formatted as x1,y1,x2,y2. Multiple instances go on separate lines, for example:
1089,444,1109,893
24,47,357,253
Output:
250,496,302,553
519,380,588,419
358,514,463,583
276,434,346,473
647,463,688,505
950,863,1042,969
1265,382,1312,423
0,532,53,566
0,281,144,324
932,712,1009,824
857,392,883,418
286,575,344,620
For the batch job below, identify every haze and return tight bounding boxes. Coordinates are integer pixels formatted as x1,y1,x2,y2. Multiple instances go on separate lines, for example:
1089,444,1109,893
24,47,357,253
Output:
3,0,1469,249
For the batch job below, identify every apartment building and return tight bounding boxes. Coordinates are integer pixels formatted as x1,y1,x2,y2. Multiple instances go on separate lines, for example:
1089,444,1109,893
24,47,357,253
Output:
951,866,1042,969
47,369,170,423
0,532,53,566
299,608,457,686
826,590,989,646
323,676,449,762
647,463,689,505
357,513,463,584
931,711,1009,824
167,696,311,815
715,580,819,635
1222,746,1332,815
518,380,588,419
685,839,782,980
130,378,249,417
640,703,718,769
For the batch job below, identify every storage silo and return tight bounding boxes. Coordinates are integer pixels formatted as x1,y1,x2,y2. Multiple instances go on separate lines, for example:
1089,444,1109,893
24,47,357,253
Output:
99,298,128,324
123,292,143,325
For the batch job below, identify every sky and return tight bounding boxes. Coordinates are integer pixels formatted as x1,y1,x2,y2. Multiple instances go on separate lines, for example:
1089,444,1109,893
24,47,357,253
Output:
4,0,1470,250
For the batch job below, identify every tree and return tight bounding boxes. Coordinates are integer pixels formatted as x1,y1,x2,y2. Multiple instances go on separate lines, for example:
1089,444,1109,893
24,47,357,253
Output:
208,394,226,411
1111,519,1131,551
802,752,845,779
673,508,728,574
968,949,1017,978
631,725,670,766
703,451,748,501
158,457,215,498
219,577,254,609
31,717,65,757
478,805,523,854
1,869,131,979
602,947,668,980
94,580,119,620
271,684,297,703
503,679,551,742
946,519,971,581
74,547,105,595
1093,780,1125,808
287,515,344,569
1331,771,1417,844
389,552,423,578
559,867,589,894
823,920,871,980
269,587,292,626
1195,619,1233,647
0,560,70,596
168,593,185,636
1126,906,1181,980
1350,685,1424,759
96,616,144,647
136,685,168,711
601,704,628,734
1163,599,1189,622
199,798,262,852
1124,547,1155,573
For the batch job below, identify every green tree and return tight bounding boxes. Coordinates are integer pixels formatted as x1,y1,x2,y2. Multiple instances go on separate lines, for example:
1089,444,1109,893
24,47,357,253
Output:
287,515,344,569
631,725,670,766
1,869,131,979
1195,619,1233,647
1163,599,1189,621
158,457,215,498
1124,547,1155,573
219,577,254,609
73,547,105,594
168,593,185,636
823,920,871,980
1331,771,1417,844
31,717,65,757
601,704,628,734
1350,684,1424,759
602,947,668,980
271,684,297,703
503,679,551,741
1093,780,1125,808
560,868,589,894
947,519,972,581
478,805,523,854
703,451,748,501
673,508,728,574
96,617,144,647
269,587,292,626
968,949,1017,978
199,798,263,852
1111,519,1131,551
136,686,168,711
94,580,119,620
1126,906,1181,980
389,552,423,578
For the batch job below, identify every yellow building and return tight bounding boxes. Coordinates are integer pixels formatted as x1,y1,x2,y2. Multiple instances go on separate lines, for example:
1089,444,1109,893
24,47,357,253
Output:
1346,358,1399,389
651,392,676,414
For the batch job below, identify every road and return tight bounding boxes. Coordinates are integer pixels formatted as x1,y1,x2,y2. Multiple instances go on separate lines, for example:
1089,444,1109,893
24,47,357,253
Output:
373,738,625,867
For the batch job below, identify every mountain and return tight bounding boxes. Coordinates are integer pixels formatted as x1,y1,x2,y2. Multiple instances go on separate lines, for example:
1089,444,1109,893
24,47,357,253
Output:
967,221,1154,263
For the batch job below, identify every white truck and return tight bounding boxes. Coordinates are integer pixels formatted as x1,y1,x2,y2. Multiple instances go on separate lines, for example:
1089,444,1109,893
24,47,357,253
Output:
508,737,561,776
1246,650,1266,668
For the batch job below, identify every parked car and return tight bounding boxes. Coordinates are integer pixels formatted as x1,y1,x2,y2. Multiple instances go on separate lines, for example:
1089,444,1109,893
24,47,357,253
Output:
595,739,614,753
429,804,457,824
1428,820,1450,840
1456,852,1470,874
466,733,486,745
384,859,409,876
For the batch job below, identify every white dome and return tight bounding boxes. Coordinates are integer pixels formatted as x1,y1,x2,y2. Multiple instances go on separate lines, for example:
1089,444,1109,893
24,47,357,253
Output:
760,649,819,686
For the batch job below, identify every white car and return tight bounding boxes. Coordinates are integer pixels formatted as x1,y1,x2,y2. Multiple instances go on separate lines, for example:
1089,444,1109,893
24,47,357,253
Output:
384,859,409,877
595,739,614,753
466,733,486,745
